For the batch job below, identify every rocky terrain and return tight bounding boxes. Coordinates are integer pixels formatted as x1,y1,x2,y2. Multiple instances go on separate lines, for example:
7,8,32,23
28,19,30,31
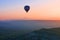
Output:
0,28,60,40
20,28,60,40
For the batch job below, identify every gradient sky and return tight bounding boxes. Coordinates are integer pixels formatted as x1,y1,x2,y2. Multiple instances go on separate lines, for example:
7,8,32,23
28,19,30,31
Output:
0,0,60,20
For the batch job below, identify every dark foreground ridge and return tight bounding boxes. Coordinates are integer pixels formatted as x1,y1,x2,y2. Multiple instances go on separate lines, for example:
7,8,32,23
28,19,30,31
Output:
0,28,60,40
20,28,60,40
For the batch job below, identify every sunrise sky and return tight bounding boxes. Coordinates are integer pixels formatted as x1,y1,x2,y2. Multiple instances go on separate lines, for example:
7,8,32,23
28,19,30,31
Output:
0,0,60,20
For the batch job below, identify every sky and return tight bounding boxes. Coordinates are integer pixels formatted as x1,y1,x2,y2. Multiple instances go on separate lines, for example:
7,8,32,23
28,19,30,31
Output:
0,0,60,20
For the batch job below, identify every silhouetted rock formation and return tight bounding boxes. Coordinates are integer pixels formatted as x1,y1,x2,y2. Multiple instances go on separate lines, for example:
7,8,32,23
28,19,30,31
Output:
20,28,60,40
0,28,60,40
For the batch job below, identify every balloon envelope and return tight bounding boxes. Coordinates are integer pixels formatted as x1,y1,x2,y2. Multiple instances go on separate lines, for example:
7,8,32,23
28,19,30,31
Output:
24,5,30,12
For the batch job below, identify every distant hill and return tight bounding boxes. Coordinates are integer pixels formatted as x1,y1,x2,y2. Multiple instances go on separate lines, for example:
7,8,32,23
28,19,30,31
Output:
20,28,60,40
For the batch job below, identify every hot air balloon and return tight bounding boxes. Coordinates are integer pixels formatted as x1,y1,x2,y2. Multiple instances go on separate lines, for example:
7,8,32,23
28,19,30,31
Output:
24,5,30,13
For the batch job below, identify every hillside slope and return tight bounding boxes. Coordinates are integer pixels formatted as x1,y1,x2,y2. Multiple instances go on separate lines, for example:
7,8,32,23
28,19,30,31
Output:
0,28,60,40
20,28,60,40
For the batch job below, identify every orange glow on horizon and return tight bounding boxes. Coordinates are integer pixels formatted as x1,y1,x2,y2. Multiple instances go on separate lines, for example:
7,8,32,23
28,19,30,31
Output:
0,0,60,20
